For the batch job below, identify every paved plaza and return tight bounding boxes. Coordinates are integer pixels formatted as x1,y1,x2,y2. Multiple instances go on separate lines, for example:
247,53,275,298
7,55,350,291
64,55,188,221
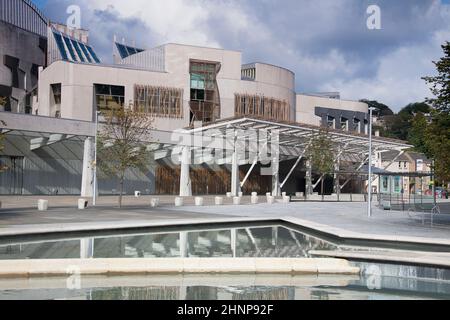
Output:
0,195,449,246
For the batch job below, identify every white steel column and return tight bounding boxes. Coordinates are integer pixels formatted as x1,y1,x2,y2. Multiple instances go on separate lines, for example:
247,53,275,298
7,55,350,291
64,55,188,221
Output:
231,144,241,197
272,148,280,196
80,238,94,259
81,137,94,197
180,147,192,197
180,232,188,258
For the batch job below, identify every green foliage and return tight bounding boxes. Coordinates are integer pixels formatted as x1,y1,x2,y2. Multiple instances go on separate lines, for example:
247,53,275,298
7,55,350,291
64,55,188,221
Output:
0,96,6,107
423,41,450,113
0,134,6,173
420,41,450,184
307,130,335,198
360,100,394,116
409,113,430,155
425,111,450,183
97,106,153,207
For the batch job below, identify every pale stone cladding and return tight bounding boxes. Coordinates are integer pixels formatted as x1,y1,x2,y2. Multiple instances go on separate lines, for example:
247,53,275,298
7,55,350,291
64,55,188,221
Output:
36,43,297,131
296,94,369,133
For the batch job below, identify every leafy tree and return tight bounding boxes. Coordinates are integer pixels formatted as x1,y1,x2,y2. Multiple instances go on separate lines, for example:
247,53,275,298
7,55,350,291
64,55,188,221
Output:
97,105,153,208
423,41,450,113
0,120,7,172
361,100,394,116
307,129,335,201
421,41,450,185
0,96,6,108
409,113,430,155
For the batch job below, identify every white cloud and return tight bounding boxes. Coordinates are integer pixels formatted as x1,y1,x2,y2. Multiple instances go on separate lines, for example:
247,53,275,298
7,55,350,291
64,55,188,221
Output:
321,30,450,109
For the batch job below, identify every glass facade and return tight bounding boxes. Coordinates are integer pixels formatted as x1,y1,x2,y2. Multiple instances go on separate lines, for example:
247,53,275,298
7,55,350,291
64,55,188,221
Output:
94,84,125,113
189,61,221,124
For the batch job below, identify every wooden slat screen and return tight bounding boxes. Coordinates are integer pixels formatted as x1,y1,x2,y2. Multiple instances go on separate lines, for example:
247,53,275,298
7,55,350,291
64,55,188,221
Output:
234,93,290,122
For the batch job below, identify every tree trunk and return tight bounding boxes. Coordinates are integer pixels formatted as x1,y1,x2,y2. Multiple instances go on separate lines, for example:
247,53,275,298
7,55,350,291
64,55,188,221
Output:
321,179,325,202
119,173,124,208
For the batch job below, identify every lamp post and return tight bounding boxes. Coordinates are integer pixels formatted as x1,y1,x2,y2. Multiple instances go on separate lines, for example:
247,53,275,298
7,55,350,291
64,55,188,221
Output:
368,107,376,218
93,111,100,206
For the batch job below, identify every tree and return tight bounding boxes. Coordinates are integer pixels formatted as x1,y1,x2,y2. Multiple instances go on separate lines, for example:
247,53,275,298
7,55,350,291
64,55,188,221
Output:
97,105,153,208
307,130,336,201
360,100,394,116
421,41,450,185
409,112,430,155
423,41,450,113
0,120,7,172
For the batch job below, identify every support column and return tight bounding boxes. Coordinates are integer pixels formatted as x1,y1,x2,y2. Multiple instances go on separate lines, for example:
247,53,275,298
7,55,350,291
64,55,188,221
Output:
231,144,241,197
306,159,313,196
180,147,192,197
272,147,280,197
231,229,237,258
80,238,94,259
179,232,188,258
81,137,94,197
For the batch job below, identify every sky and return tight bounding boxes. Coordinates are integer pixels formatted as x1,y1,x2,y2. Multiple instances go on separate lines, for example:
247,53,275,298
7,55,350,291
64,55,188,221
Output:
32,0,450,112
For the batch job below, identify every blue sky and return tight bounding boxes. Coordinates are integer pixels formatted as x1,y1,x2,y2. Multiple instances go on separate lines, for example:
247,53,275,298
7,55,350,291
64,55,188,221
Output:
32,0,450,111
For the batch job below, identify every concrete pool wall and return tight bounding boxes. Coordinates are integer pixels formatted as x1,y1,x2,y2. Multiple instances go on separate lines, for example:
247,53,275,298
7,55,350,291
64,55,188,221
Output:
0,258,360,278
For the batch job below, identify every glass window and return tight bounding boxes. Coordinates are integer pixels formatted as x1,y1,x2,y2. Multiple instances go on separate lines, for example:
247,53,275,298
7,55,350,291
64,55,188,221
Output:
94,84,125,113
327,116,335,129
71,39,85,62
79,43,93,63
340,117,348,131
53,32,68,61
62,36,77,61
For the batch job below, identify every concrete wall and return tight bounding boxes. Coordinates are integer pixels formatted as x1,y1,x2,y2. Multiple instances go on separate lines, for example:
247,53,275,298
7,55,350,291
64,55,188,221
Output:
37,43,297,128
296,94,368,128
0,20,46,113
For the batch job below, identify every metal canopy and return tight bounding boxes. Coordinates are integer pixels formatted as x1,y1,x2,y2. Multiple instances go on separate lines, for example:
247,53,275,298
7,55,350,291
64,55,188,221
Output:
184,116,412,163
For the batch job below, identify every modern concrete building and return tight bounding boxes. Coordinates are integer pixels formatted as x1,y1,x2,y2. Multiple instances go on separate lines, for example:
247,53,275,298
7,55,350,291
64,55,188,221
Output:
0,2,411,197
0,0,47,114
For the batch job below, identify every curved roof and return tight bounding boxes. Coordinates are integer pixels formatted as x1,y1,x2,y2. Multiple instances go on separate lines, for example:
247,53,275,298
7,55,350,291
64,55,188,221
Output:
0,0,48,36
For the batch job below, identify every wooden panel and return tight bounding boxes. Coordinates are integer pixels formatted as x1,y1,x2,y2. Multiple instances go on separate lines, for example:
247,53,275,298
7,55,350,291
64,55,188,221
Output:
155,165,271,195
234,93,290,122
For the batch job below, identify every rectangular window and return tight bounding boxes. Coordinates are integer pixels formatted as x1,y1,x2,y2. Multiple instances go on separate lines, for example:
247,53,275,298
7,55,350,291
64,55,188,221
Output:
341,117,348,131
94,84,125,113
327,116,335,129
134,84,183,118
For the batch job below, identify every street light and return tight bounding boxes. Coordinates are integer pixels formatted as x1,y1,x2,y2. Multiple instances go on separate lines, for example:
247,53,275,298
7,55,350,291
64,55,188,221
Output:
368,107,377,218
93,111,100,206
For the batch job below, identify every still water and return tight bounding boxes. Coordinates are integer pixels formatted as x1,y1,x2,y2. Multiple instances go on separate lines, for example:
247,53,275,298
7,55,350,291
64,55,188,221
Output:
0,223,449,300
0,224,336,260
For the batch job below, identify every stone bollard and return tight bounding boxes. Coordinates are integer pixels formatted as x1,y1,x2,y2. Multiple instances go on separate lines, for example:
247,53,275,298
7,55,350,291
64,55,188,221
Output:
195,197,204,206
251,192,258,197
295,192,304,198
226,192,232,198
267,196,275,204
215,197,224,205
282,196,291,204
251,196,259,204
135,191,141,198
233,197,241,205
38,199,48,211
238,192,243,198
266,192,272,199
282,192,287,197
150,198,160,208
78,199,88,210
175,197,184,207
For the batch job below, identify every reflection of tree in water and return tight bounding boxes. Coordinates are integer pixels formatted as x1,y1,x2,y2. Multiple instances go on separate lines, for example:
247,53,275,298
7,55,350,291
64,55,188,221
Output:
186,286,218,300
310,290,330,300
231,287,294,300
90,287,179,300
